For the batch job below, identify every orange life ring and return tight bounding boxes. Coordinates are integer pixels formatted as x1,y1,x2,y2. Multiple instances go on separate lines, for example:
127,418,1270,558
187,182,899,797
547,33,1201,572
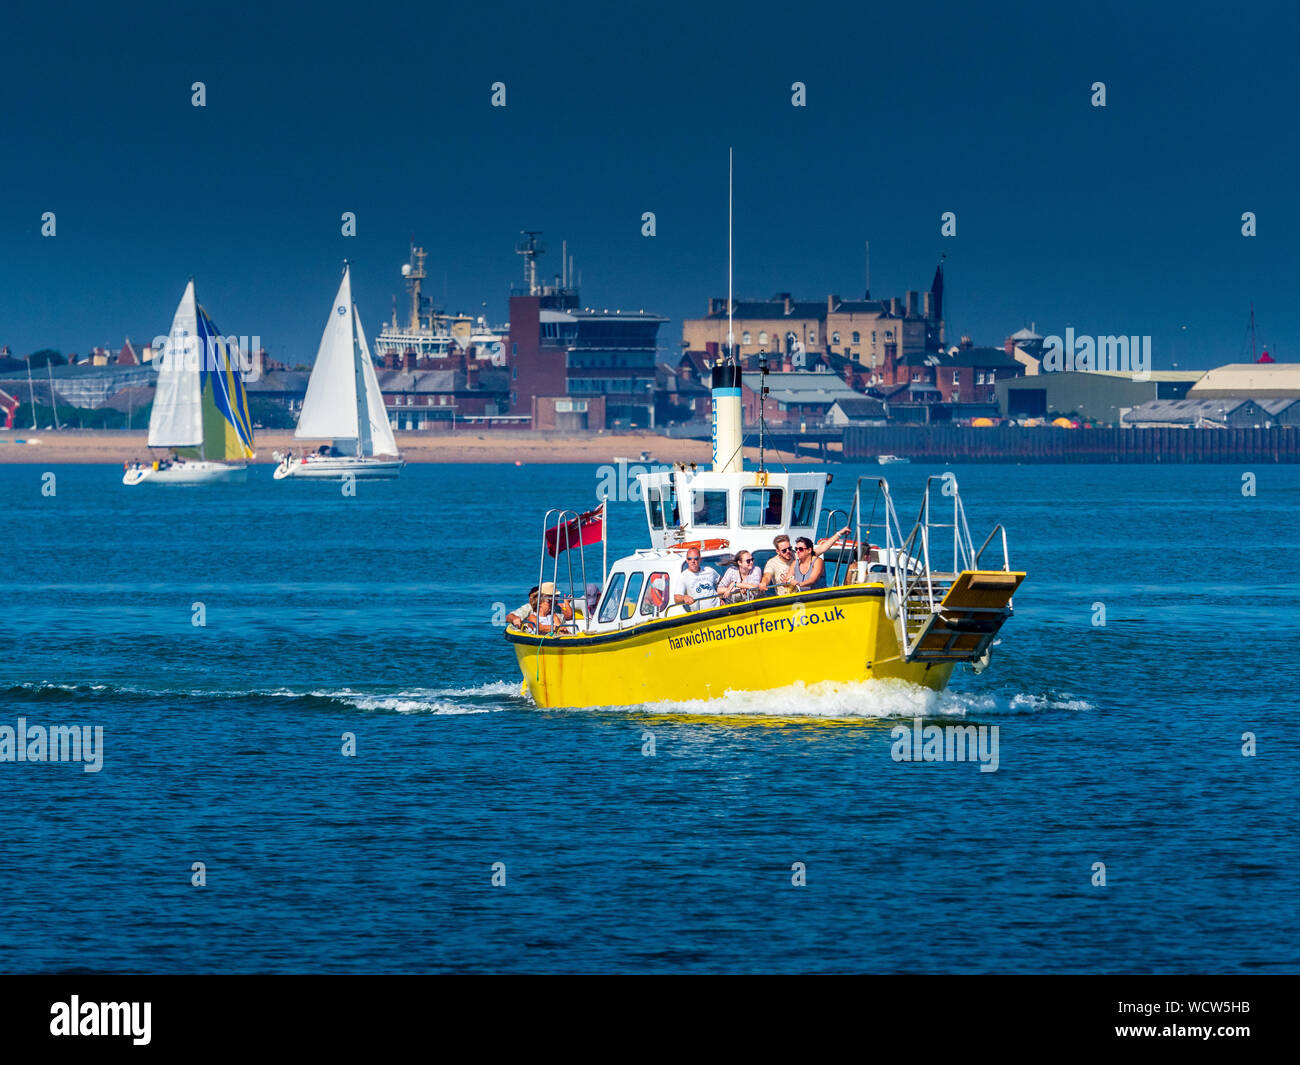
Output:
669,538,730,552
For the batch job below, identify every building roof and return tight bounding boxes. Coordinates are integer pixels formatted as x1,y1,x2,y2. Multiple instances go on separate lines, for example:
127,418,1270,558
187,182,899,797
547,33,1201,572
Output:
829,397,887,417
751,370,860,405
1121,398,1253,424
899,346,1021,368
657,365,710,395
703,296,893,321
377,368,509,393
245,370,310,393
1187,362,1300,398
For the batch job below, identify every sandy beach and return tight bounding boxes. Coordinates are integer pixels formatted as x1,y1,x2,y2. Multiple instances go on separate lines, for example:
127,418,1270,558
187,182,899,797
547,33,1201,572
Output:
0,429,827,465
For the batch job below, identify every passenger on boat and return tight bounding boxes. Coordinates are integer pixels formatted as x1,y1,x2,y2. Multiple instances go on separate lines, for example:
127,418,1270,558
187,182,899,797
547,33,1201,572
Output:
790,537,826,591
535,582,575,633
759,535,798,595
717,551,762,602
506,586,540,630
672,550,720,611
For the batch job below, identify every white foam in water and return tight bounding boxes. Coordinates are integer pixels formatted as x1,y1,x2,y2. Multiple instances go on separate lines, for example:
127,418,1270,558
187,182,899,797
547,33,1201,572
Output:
571,678,1096,719
588,678,973,719
9,678,1090,719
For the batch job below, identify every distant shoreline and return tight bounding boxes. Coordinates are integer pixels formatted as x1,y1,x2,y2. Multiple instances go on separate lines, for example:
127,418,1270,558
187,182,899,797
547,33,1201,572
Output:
0,429,819,466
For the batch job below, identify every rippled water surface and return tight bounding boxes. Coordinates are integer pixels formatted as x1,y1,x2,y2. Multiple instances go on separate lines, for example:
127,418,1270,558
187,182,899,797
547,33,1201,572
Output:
1,462,1295,972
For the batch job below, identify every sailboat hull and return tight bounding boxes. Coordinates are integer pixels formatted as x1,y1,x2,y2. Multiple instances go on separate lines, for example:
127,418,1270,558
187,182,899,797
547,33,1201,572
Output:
273,455,404,480
123,461,249,485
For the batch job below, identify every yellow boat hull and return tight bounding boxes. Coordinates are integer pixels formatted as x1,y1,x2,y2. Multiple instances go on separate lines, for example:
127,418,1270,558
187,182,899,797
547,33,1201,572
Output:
507,584,955,709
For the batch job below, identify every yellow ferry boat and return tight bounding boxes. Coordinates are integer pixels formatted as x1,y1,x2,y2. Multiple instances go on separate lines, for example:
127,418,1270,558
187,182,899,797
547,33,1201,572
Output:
506,362,1024,708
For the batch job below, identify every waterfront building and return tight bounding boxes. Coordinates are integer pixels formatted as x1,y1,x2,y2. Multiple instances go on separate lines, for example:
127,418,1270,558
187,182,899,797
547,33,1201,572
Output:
505,233,667,429
1186,362,1300,399
740,368,861,427
996,369,1202,424
1123,396,1300,428
682,290,937,375
885,339,1024,403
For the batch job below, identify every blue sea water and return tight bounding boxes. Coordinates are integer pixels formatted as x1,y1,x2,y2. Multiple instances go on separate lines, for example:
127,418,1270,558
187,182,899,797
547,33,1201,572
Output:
0,461,1295,974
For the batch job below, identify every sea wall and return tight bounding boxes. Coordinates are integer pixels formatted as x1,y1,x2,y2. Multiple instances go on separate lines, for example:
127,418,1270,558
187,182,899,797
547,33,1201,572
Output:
842,425,1300,463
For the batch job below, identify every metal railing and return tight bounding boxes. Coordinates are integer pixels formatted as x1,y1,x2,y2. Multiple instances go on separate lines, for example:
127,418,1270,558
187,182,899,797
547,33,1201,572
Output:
818,507,853,587
533,509,591,639
844,474,1012,657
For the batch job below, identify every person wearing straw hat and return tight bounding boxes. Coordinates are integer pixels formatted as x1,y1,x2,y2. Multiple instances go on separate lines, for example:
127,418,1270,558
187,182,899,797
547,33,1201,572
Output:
534,581,575,634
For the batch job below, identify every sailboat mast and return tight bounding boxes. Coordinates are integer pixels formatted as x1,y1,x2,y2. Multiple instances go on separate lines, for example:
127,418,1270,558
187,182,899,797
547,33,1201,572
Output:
25,356,38,429
47,360,60,430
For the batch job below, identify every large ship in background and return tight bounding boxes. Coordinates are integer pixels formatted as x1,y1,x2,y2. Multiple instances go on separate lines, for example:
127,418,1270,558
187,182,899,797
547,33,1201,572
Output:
371,242,506,368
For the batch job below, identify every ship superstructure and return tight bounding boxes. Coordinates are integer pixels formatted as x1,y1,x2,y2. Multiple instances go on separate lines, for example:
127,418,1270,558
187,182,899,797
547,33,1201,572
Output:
370,242,506,367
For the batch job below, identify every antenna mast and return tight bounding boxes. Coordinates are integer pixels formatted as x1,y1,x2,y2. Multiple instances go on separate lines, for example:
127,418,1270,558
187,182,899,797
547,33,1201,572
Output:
517,231,545,296
727,147,733,361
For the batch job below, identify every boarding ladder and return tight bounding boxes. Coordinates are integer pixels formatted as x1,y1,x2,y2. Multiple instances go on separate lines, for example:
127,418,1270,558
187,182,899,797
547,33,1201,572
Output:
848,475,1023,665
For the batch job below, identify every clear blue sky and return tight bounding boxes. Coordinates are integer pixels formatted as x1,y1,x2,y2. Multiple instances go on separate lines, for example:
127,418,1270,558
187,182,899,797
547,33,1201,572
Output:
1,0,1295,368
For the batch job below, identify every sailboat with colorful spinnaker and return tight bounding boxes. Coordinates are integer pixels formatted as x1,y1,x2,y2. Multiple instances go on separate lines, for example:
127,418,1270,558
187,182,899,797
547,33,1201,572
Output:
123,279,256,485
273,263,403,480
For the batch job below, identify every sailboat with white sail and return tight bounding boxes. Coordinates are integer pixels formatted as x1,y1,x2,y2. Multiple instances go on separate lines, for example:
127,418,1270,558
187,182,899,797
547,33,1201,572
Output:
273,264,403,480
123,279,255,485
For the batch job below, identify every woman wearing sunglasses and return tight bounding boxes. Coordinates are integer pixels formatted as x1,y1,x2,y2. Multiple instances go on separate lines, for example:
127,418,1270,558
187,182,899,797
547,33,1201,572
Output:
789,536,826,591
717,551,762,602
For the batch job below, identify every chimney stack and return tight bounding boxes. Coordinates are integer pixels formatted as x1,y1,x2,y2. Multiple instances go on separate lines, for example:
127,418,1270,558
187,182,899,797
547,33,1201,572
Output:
906,291,918,317
890,297,901,316
403,351,416,372
923,292,934,319
783,295,792,315
827,294,839,314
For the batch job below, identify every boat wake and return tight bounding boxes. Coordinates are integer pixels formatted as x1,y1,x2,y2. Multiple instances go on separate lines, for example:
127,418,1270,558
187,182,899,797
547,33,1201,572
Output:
2,679,1089,720
589,678,1094,720
0,679,526,716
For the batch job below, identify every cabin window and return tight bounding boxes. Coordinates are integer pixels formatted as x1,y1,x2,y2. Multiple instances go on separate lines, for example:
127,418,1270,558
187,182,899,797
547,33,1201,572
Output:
641,572,669,615
621,573,644,620
741,487,784,527
657,483,680,527
598,573,626,624
790,489,818,527
692,490,728,527
645,487,664,529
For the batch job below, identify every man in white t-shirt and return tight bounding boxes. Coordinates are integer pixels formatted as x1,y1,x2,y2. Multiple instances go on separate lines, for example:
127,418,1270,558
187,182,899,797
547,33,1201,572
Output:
672,549,720,611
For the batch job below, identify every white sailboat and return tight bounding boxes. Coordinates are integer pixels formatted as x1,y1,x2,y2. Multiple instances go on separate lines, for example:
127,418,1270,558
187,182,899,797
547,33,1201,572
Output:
274,264,403,480
123,279,255,485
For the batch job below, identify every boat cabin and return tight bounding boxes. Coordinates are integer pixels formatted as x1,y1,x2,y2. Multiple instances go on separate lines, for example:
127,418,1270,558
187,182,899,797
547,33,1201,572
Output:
636,468,830,554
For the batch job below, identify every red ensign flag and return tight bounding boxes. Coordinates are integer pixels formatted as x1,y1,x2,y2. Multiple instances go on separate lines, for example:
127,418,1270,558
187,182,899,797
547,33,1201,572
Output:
545,502,605,557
